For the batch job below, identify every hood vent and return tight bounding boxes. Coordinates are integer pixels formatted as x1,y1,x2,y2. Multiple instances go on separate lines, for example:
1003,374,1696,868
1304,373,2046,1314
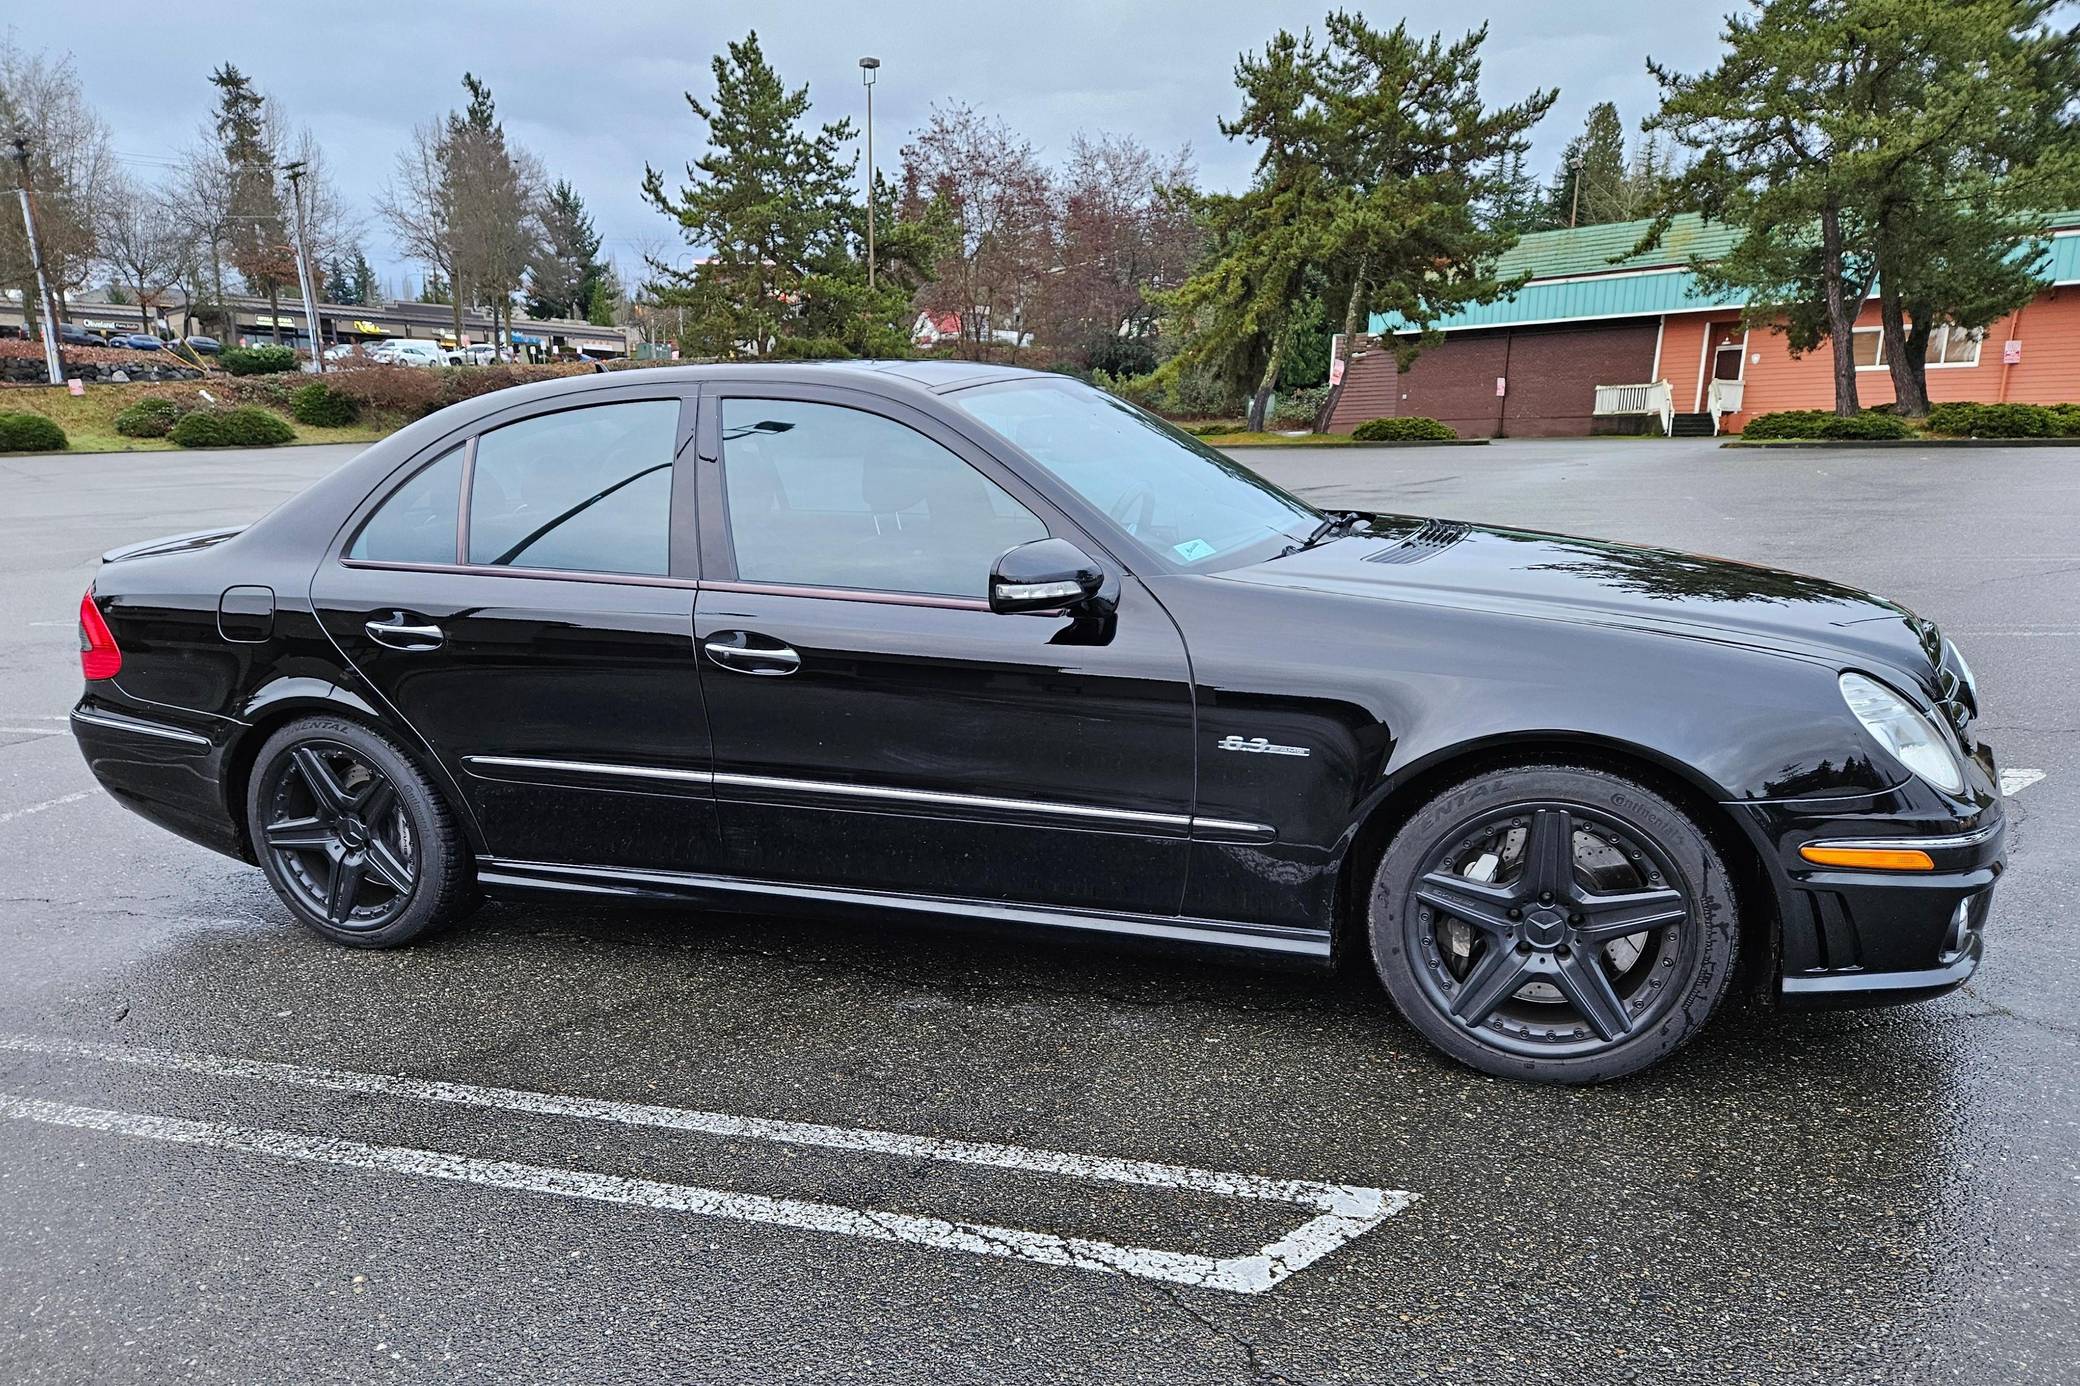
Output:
1365,519,1471,567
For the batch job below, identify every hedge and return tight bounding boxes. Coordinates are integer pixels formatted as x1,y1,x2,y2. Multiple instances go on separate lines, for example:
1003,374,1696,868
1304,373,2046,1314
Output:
113,396,192,438
1739,409,1913,441
1352,416,1457,442
219,345,300,376
290,381,360,427
169,407,296,448
0,412,67,451
1925,401,2079,438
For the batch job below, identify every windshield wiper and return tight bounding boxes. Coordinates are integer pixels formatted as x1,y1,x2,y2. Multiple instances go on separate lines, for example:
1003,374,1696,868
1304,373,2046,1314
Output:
1286,511,1366,555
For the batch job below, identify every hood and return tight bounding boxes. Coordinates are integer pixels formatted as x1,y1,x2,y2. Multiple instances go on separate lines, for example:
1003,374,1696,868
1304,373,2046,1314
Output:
1222,513,1937,677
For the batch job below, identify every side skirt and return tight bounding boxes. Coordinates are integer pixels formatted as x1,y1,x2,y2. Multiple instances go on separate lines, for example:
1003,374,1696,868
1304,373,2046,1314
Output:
475,858,1334,960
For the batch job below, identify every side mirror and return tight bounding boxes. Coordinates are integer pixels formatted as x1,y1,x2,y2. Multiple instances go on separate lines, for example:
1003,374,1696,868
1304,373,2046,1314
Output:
990,537,1108,615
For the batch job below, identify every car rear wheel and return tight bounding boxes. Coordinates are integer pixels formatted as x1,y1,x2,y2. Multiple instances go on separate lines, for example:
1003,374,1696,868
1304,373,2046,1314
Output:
246,716,474,948
1368,763,1739,1084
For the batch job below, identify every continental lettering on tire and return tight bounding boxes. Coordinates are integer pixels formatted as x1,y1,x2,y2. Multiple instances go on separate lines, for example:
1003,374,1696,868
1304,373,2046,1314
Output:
1217,735,1310,758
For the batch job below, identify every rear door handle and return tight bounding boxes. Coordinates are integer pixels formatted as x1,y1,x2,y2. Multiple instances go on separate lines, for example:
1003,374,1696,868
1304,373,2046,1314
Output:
703,631,801,676
365,615,446,651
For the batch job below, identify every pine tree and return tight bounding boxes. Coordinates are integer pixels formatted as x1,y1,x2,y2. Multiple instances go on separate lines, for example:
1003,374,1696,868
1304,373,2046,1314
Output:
640,30,857,357
526,178,604,320
209,64,293,342
348,249,378,306
1544,102,1630,228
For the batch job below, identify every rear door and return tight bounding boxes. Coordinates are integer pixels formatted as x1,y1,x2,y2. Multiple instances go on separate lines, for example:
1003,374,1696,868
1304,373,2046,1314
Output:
691,382,1197,916
310,386,720,873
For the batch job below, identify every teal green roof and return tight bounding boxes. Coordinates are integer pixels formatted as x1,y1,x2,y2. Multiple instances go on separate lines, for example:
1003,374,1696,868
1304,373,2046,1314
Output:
1374,211,2080,336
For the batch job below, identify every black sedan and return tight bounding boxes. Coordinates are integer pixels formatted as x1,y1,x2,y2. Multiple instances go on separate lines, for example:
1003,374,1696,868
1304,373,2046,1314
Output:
68,363,2006,1082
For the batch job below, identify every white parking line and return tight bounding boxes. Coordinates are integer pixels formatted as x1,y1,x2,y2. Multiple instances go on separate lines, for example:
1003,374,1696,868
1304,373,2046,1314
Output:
0,726,64,737
0,790,99,826
0,1033,1415,1293
2001,768,2046,796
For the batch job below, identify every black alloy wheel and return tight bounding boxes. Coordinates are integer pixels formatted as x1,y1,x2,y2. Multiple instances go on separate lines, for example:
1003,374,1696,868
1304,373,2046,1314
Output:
247,716,473,947
1370,764,1739,1084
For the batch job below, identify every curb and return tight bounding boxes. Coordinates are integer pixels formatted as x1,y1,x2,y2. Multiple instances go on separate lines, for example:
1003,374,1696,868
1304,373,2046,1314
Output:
1723,437,2080,449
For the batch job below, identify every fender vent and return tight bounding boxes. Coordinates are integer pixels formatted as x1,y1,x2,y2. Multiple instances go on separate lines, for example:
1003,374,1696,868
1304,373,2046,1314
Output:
1365,520,1470,566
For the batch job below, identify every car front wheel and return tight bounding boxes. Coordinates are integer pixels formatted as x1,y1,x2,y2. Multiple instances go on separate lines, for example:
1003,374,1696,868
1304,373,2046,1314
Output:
246,716,475,948
1369,763,1739,1084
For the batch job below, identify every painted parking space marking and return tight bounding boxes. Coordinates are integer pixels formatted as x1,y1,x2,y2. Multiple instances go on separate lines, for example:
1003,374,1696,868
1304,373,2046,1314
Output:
0,726,65,738
0,790,100,826
2001,768,2046,796
0,1033,1415,1294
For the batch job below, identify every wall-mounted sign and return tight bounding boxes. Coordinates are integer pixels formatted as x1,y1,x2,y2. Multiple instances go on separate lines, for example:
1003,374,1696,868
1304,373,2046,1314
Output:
2004,339,2022,365
1328,333,1346,387
350,320,390,336
1495,376,1507,397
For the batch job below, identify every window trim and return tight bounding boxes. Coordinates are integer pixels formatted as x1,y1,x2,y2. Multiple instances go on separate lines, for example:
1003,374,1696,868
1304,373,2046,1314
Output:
1853,323,1984,371
695,383,1078,601
331,387,700,583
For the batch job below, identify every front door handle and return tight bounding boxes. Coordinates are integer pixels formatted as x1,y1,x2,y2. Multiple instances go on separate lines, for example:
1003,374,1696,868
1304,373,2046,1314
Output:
703,631,801,676
365,614,446,651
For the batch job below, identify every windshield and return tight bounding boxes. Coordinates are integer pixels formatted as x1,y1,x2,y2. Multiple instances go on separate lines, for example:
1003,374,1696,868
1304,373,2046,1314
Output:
950,377,1319,570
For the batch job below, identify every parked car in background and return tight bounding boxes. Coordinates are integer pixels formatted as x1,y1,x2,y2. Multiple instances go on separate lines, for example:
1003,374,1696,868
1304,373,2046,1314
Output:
112,333,164,351
66,363,2007,1085
365,340,451,368
59,324,111,348
454,344,514,366
183,335,222,355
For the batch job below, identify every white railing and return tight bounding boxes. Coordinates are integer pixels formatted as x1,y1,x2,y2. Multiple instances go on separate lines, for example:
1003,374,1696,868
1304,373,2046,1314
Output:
1706,378,1744,432
1594,380,1675,436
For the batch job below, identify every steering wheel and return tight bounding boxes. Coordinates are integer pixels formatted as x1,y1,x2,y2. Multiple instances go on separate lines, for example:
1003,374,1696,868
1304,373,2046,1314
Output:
1107,485,1157,534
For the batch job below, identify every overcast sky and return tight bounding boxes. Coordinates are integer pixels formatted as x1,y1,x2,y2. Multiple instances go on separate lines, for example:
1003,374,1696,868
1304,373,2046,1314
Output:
15,2,1734,295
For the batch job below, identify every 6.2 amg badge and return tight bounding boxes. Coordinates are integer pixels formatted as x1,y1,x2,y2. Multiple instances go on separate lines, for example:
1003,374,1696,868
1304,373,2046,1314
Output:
1217,734,1310,757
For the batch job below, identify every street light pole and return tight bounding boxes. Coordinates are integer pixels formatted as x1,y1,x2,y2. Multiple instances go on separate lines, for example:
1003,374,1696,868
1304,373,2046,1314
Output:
281,160,326,372
859,57,880,292
7,135,63,386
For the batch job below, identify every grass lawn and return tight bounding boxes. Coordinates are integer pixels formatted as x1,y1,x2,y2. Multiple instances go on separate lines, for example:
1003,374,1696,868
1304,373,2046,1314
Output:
1195,430,1379,447
0,380,398,454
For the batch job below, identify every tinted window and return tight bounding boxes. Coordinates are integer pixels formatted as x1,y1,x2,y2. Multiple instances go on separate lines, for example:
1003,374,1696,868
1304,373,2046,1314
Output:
950,378,1316,570
348,446,463,563
468,401,678,575
722,398,1045,598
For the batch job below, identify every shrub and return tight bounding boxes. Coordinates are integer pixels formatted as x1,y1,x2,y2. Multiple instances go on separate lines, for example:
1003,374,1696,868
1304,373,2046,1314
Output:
219,345,300,376
1352,416,1457,442
1739,409,1912,441
1086,337,1157,380
221,373,296,408
2052,403,2080,437
323,363,446,418
1925,401,2058,438
290,381,360,427
0,412,66,451
169,406,296,448
1270,385,1332,429
1182,420,1246,437
113,396,192,438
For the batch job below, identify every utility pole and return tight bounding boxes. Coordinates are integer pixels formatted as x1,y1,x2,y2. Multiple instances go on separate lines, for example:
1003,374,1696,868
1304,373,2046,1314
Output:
7,135,63,386
1568,151,1585,230
859,57,880,291
281,160,325,372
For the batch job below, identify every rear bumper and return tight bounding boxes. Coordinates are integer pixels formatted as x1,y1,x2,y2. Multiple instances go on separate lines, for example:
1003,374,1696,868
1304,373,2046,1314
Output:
1735,750,2006,1010
70,697,248,861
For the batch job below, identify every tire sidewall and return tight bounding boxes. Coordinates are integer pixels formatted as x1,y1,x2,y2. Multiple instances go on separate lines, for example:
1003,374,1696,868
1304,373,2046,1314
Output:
246,716,459,948
1369,765,1739,1084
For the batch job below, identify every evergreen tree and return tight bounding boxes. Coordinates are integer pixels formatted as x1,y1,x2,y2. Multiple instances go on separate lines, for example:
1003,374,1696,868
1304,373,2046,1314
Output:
1543,102,1630,228
209,64,293,342
348,249,378,306
322,256,353,304
526,178,605,320
640,30,858,357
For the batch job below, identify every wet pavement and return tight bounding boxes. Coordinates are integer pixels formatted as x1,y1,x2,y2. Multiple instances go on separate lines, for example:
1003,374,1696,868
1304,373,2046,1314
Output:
0,438,2073,1384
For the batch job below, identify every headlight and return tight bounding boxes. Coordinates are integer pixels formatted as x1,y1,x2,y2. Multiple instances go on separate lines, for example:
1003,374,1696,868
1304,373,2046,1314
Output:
1839,671,1964,794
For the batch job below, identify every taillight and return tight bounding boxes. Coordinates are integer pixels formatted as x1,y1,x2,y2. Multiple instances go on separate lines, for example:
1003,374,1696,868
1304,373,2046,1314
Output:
78,589,121,681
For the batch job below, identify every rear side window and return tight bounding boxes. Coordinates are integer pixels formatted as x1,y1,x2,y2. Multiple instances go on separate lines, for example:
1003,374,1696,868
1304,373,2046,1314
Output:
347,446,463,564
467,401,678,575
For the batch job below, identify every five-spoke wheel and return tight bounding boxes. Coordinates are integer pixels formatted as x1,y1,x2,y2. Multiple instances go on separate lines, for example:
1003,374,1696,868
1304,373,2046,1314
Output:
1370,764,1739,1083
246,716,473,947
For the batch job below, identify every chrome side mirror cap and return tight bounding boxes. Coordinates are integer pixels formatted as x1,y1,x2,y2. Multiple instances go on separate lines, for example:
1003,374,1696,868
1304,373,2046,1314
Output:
989,537,1109,615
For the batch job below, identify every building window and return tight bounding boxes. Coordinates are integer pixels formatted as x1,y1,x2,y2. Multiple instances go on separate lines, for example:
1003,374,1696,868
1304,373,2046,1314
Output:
1854,322,1982,370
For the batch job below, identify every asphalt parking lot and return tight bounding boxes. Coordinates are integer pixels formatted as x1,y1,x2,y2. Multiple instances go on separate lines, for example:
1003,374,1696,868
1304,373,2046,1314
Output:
1,435,2074,1384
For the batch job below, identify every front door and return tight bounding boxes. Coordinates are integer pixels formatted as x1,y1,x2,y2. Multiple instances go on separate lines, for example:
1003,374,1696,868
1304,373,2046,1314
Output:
692,385,1196,916
311,391,721,873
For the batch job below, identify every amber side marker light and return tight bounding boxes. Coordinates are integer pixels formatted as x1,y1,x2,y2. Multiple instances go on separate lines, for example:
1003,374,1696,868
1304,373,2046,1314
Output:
1799,844,1936,872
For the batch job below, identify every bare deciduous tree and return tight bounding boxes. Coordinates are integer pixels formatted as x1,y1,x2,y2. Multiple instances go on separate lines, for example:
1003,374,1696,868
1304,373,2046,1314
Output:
97,171,185,331
902,103,1054,360
1033,133,1199,365
0,38,114,324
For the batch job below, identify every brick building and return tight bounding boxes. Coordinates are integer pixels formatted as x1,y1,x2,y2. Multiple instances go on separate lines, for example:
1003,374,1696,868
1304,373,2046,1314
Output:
1324,212,2080,437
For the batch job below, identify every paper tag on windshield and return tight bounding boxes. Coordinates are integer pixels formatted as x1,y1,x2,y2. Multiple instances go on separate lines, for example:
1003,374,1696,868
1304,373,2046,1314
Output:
1173,538,1215,561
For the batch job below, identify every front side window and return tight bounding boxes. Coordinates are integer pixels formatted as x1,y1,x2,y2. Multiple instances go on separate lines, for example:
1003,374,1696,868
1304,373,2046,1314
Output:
950,377,1319,569
348,446,464,564
721,398,1045,598
468,400,678,575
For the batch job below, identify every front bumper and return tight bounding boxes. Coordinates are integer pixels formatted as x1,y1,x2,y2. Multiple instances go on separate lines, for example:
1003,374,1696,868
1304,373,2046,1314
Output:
1735,744,2006,1010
